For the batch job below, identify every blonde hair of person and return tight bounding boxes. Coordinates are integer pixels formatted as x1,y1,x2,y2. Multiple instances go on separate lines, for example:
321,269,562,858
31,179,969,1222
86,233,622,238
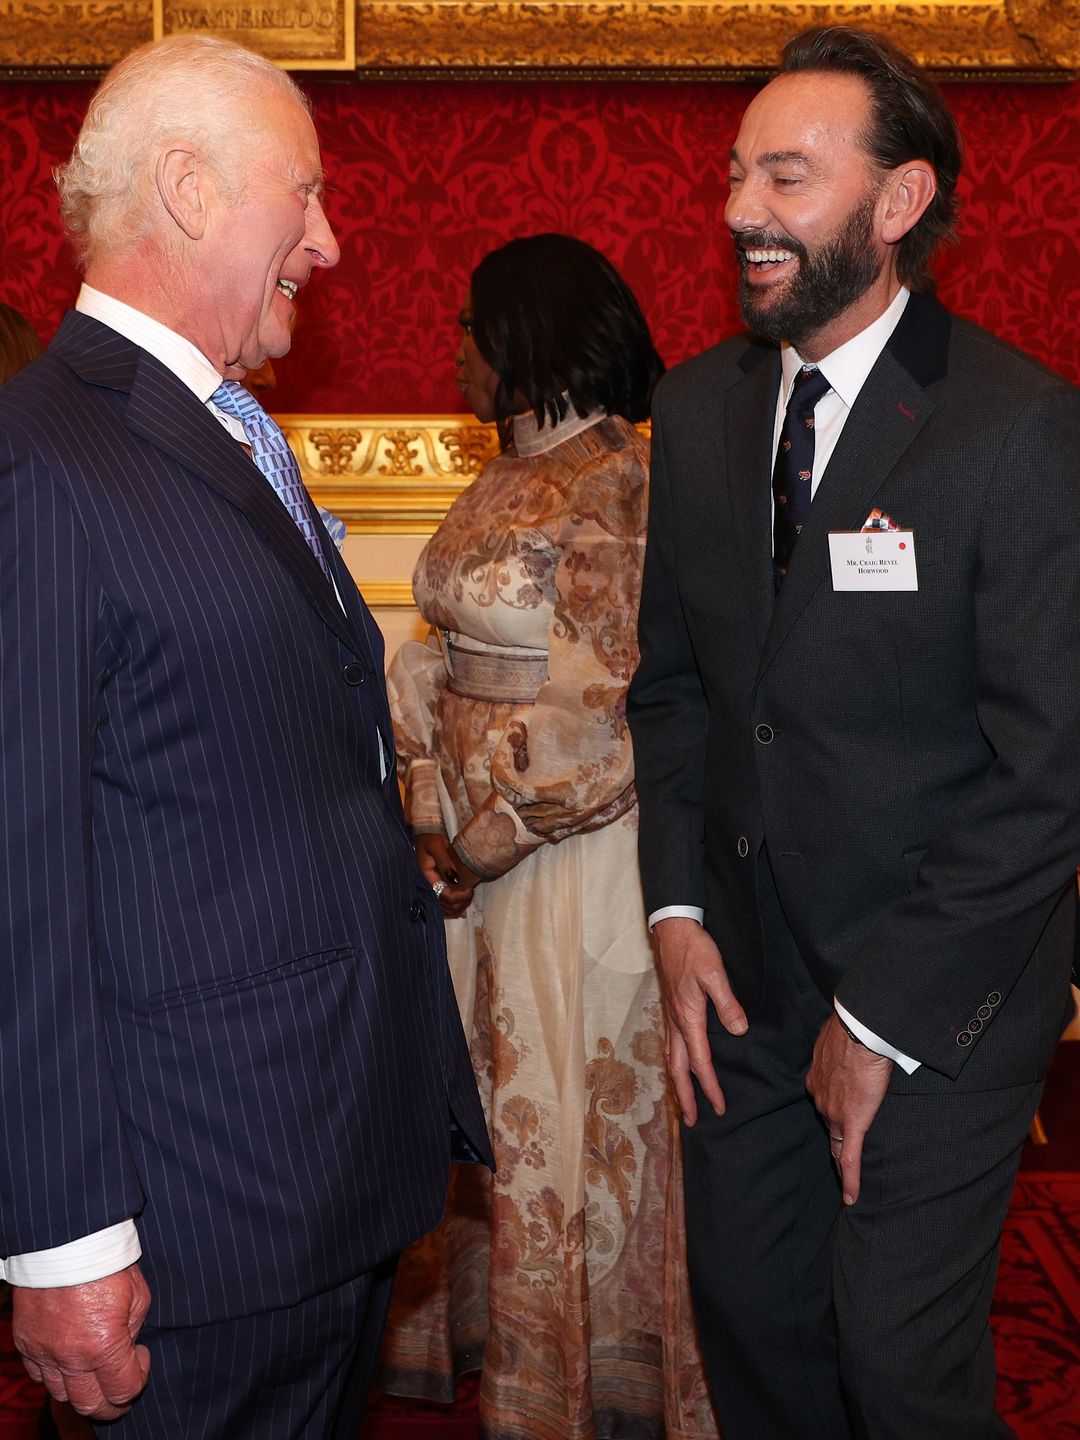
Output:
55,34,309,269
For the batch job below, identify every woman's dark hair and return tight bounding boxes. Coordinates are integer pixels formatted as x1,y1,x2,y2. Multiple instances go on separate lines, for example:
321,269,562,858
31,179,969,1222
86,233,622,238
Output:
468,233,664,442
0,302,41,385
781,27,962,292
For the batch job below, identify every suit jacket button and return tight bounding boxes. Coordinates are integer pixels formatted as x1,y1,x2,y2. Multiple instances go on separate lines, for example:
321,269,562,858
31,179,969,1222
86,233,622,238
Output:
755,724,774,745
977,1005,992,1020
968,1017,983,1033
957,1030,972,1046
343,662,366,686
987,991,1001,1006
408,898,424,923
737,836,749,857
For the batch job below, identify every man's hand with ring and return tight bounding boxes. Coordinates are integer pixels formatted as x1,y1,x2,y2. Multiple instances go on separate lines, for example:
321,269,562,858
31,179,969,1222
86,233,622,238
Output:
807,1013,892,1206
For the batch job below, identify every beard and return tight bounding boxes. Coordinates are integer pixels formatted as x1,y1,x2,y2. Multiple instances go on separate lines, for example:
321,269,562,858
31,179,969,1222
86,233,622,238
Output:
736,193,882,348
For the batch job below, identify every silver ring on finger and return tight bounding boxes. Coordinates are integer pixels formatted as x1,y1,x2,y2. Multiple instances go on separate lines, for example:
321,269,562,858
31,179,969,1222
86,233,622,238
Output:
432,880,447,897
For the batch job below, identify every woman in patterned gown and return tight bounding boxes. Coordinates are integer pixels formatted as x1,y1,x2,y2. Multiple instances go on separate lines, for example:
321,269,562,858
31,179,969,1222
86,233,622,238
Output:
380,234,719,1440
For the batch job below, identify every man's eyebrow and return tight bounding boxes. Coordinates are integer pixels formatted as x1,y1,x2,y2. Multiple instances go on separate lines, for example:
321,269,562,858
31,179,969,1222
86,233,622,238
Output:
728,147,815,170
759,150,814,169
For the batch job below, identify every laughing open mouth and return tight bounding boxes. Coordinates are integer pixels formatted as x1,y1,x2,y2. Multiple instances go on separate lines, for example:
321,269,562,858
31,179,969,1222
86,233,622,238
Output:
744,248,798,268
276,278,298,300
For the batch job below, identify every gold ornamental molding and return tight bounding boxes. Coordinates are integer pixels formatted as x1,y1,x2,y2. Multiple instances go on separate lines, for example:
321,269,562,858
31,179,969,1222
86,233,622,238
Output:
1,0,1076,76
278,414,500,534
355,580,420,607
355,0,1080,78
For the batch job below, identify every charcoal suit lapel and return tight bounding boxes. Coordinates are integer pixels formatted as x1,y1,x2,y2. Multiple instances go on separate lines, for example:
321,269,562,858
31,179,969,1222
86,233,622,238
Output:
756,292,951,683
54,312,363,656
725,340,781,654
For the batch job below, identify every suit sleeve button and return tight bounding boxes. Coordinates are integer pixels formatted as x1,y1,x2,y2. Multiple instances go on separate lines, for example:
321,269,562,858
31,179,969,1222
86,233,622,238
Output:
987,991,1001,1006
755,724,774,744
968,1017,983,1033
957,1031,972,1046
408,898,424,922
343,663,366,686
977,1005,992,1020
737,836,749,858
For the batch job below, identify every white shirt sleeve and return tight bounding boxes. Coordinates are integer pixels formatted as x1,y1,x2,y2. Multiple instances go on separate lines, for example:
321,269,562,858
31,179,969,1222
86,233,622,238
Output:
0,1219,141,1288
834,1000,920,1074
649,905,706,931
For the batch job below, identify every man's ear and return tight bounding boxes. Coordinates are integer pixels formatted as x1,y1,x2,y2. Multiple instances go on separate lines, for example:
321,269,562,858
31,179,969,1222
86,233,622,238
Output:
156,146,206,240
880,161,937,246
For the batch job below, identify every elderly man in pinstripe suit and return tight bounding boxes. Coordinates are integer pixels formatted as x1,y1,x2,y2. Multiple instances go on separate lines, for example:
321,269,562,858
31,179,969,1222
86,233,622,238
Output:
0,34,490,1439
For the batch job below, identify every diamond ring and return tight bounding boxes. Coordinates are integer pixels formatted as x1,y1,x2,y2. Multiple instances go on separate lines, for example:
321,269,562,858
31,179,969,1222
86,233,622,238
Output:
432,880,447,898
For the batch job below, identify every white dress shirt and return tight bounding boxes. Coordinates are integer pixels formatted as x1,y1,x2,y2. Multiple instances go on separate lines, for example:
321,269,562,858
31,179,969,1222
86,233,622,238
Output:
649,286,919,1074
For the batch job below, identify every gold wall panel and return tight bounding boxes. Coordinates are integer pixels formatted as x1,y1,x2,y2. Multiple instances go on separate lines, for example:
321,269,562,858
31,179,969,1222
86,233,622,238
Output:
279,414,500,534
3,0,1076,74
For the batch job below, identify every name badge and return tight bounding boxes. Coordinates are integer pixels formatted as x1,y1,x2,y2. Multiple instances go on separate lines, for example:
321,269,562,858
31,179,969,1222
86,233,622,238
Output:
828,530,918,591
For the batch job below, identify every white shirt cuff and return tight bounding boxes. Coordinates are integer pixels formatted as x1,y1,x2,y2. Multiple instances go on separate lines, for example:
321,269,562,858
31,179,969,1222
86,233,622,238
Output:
835,1000,920,1074
648,905,705,931
0,1219,141,1288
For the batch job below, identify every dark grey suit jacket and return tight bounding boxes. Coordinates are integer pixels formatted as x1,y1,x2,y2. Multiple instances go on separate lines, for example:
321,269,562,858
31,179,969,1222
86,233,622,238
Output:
629,292,1080,1089
0,312,491,1327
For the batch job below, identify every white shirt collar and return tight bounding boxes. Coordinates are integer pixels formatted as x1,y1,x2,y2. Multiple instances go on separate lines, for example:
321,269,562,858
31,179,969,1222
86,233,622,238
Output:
780,286,911,410
76,284,224,403
512,399,606,457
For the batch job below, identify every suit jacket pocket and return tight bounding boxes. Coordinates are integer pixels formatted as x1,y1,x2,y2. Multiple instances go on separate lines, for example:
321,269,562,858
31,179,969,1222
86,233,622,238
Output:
138,944,354,1012
902,844,929,893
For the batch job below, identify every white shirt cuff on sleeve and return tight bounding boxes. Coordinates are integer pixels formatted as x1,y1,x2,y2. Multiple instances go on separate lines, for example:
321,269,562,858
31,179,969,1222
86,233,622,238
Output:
835,1000,920,1074
648,905,705,931
0,1219,141,1288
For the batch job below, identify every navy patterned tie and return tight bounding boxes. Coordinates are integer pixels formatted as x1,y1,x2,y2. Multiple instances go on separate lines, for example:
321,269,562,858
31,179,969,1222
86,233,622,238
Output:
211,380,331,582
772,364,831,592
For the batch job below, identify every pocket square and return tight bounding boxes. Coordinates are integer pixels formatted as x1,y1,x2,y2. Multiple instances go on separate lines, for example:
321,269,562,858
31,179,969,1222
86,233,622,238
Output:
860,507,898,532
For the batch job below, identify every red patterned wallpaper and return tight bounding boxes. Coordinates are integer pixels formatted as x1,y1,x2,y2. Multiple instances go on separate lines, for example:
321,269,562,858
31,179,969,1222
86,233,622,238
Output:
0,78,1077,412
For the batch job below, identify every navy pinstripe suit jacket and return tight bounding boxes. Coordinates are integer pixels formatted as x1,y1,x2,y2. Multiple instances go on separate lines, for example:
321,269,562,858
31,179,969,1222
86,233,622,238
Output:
0,312,491,1327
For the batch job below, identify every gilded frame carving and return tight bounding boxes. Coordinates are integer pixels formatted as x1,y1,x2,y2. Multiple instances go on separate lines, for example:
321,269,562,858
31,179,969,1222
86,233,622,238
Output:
279,414,500,535
1,0,1076,76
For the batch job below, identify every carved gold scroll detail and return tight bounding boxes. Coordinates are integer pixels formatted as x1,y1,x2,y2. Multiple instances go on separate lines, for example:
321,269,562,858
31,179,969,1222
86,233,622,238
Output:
279,414,501,533
2,0,1076,74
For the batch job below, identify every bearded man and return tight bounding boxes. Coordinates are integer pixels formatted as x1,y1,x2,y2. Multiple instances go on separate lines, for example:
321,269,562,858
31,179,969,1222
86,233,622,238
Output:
628,26,1080,1440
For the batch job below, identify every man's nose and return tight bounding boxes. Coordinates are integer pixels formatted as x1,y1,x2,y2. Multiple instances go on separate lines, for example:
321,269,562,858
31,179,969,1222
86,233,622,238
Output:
725,179,769,236
305,196,340,270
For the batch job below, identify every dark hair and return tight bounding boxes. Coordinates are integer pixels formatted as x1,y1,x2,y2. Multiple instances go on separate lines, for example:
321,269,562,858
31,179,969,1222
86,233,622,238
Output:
780,27,962,291
0,302,41,384
468,233,664,442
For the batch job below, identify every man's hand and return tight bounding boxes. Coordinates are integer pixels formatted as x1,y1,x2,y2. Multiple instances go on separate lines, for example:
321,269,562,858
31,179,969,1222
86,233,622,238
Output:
11,1263,151,1421
806,1014,893,1206
414,833,479,918
653,918,748,1125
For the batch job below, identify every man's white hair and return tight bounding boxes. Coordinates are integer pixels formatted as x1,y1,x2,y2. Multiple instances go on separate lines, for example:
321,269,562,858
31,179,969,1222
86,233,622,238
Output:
56,35,310,269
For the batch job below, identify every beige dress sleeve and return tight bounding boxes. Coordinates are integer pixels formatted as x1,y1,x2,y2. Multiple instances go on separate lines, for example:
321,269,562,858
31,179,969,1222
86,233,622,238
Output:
451,437,648,880
386,632,448,836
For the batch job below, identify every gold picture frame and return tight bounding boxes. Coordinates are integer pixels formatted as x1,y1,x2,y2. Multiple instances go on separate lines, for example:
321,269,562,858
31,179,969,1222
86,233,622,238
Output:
1,0,1075,76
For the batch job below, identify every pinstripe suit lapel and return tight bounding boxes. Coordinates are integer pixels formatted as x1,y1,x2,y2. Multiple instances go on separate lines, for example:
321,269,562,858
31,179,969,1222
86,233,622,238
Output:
757,293,949,684
55,312,363,657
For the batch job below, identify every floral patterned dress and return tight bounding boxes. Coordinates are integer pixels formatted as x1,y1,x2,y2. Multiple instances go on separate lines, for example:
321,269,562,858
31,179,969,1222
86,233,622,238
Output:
381,408,718,1440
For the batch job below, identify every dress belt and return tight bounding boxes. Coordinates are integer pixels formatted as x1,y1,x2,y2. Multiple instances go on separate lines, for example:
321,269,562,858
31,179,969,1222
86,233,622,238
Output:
440,633,549,703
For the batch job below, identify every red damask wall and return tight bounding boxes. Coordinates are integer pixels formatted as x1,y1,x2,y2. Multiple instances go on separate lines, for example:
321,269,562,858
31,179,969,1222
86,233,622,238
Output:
1,78,1077,412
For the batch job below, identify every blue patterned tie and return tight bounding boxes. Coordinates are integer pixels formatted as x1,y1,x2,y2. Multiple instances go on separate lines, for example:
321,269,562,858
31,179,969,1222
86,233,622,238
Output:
211,380,332,582
772,364,832,592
